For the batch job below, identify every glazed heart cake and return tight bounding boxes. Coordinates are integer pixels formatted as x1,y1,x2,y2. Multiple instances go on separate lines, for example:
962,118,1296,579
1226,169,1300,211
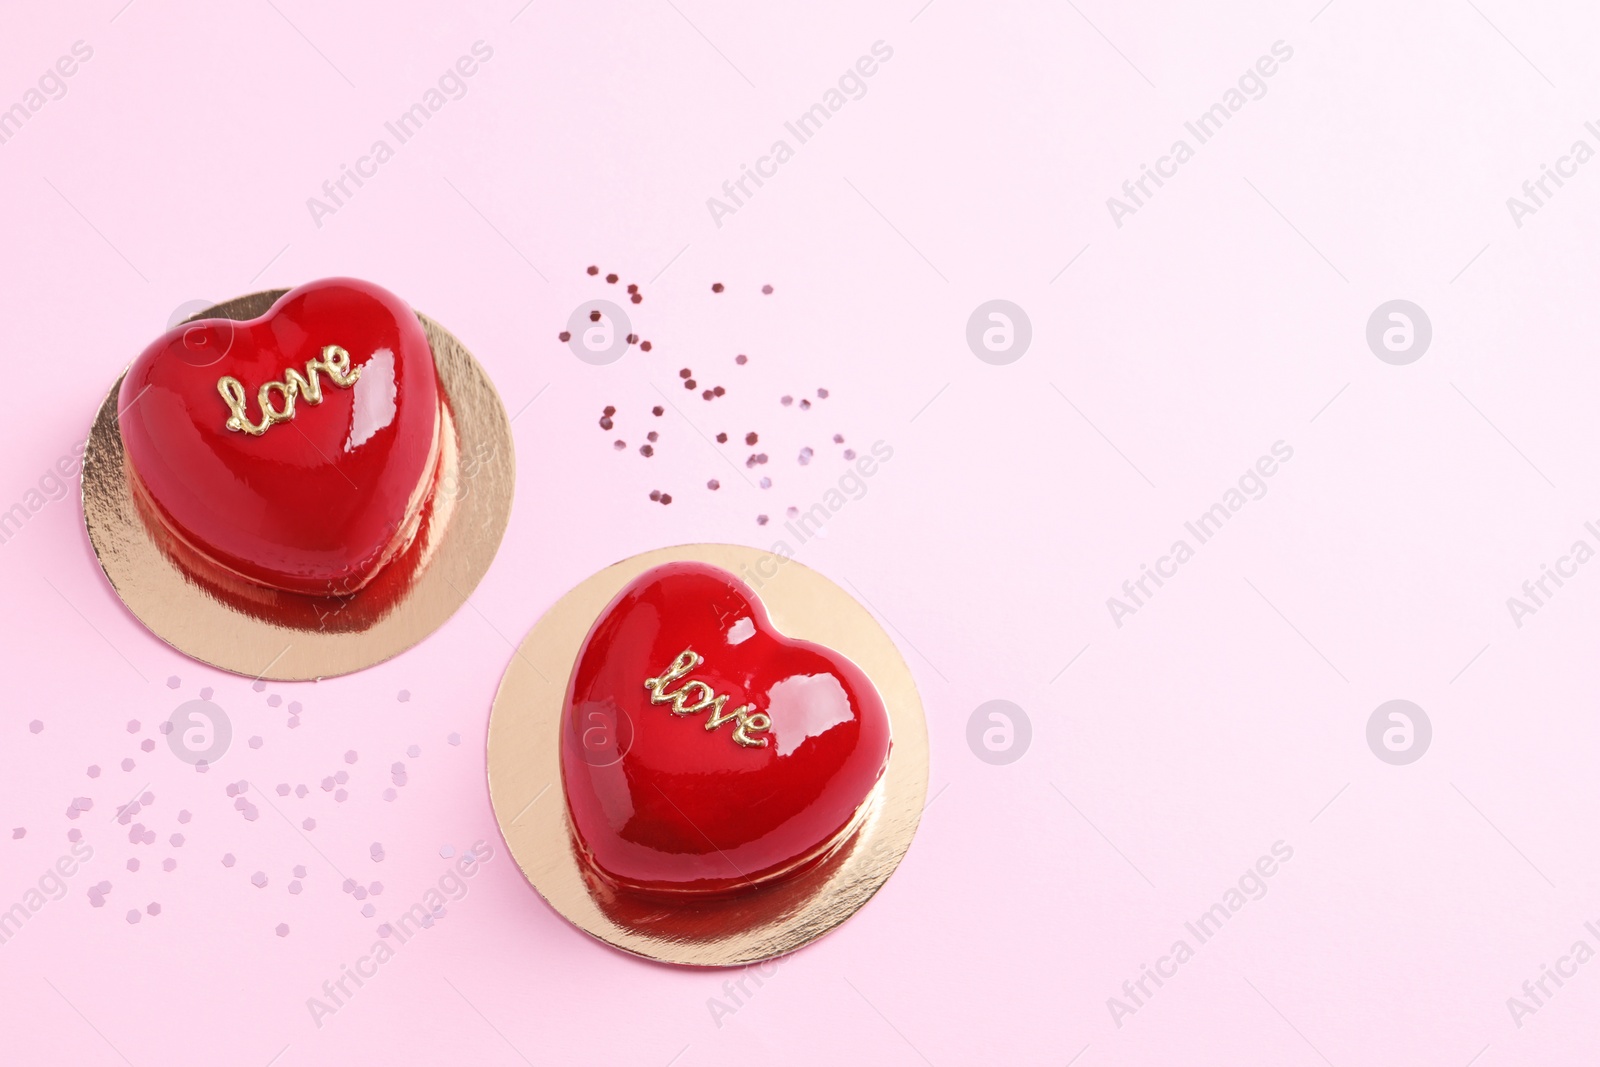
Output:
561,562,893,896
117,278,442,596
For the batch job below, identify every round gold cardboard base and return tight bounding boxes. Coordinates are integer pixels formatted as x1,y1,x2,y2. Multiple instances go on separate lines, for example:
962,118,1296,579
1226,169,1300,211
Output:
82,291,515,681
487,544,929,967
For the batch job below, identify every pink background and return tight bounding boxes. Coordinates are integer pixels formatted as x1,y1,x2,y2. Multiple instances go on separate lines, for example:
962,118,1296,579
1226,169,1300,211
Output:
3,0,1598,1063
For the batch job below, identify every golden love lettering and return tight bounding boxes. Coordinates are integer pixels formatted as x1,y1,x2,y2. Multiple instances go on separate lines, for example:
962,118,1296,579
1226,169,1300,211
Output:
643,649,772,748
217,344,361,436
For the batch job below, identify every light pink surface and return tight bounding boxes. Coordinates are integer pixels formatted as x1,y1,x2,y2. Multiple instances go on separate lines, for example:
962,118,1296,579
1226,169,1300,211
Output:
2,1,1596,1063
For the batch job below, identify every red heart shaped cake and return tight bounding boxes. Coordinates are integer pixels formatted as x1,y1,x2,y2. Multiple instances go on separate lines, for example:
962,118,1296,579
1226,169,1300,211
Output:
561,562,893,896
117,278,443,596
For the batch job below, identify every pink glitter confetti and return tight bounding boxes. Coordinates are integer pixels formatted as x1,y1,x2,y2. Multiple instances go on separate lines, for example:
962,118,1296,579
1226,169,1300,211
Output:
125,910,140,924
222,854,235,867
140,739,154,752
12,828,24,839
334,790,347,803
757,515,769,525
177,810,190,823
147,903,160,916
448,733,461,746
169,834,184,847
126,859,138,872
361,903,376,917
369,843,385,862
252,680,265,692
276,923,289,937
248,737,262,749
334,771,348,785
29,720,42,734
439,845,455,858
369,882,383,895
166,676,180,689
121,759,135,772
406,745,420,758
288,881,302,895
398,690,411,702
287,701,300,714
276,784,290,796
295,785,308,798
293,865,306,878
267,694,282,707
126,720,139,733
162,859,175,872
383,789,397,802
303,818,316,831
87,766,100,778
200,687,213,700
344,751,358,764
251,871,267,888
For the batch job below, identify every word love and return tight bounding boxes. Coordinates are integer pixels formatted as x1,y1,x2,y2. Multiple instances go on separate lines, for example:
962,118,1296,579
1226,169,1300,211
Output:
643,649,772,748
217,344,362,436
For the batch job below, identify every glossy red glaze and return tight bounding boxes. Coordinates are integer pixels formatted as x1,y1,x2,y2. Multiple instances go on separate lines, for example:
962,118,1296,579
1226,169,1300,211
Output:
118,278,441,596
561,562,892,896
